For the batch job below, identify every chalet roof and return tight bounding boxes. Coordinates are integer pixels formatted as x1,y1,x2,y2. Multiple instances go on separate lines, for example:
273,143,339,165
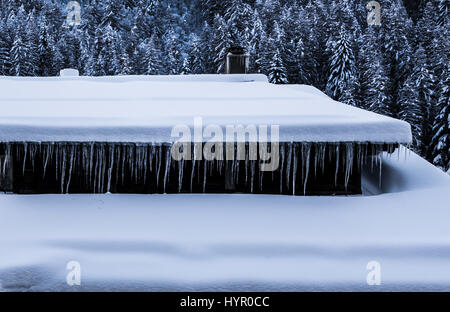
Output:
0,74,412,143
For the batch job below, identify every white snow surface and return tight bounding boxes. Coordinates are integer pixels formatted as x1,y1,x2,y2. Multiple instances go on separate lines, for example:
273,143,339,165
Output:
0,150,449,292
0,75,412,143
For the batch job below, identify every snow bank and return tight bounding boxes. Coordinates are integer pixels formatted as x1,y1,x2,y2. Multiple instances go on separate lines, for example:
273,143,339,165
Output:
0,75,412,143
0,150,449,291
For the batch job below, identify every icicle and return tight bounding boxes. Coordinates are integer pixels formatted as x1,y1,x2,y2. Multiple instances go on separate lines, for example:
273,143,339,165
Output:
89,143,94,186
101,145,106,193
250,160,256,193
93,147,99,193
334,144,340,187
149,143,154,172
65,145,75,194
22,142,28,175
156,144,162,188
60,146,67,194
115,144,121,186
302,143,311,195
203,161,207,193
279,143,285,194
292,143,298,195
319,143,326,175
3,144,11,178
286,143,292,191
245,146,249,184
190,160,196,192
344,143,354,191
107,145,114,193
143,145,148,184
178,159,184,192
234,158,239,185
163,147,171,193
378,152,383,188
30,143,36,172
259,143,266,192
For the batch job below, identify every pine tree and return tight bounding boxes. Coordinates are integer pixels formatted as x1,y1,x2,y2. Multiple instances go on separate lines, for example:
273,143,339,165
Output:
296,38,317,86
223,0,254,47
9,35,34,76
325,26,358,105
162,27,182,75
100,0,126,31
144,34,163,75
180,57,192,75
432,65,449,171
359,28,389,115
0,20,10,75
211,15,232,73
268,49,288,84
382,0,414,119
437,0,449,26
0,42,9,75
187,33,204,74
37,24,54,76
86,26,121,76
400,45,435,158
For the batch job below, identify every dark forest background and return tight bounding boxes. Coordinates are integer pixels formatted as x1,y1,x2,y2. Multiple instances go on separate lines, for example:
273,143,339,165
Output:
0,0,448,172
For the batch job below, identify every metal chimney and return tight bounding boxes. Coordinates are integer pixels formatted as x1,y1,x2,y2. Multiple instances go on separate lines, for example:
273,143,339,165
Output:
225,46,250,74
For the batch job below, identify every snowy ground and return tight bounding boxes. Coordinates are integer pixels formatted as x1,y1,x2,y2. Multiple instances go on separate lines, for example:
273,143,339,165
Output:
0,150,449,292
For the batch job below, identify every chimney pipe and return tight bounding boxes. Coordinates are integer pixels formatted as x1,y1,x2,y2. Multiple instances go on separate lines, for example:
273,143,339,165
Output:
225,46,250,74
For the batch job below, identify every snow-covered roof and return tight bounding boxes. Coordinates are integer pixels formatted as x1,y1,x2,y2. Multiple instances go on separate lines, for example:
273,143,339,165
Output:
0,74,412,143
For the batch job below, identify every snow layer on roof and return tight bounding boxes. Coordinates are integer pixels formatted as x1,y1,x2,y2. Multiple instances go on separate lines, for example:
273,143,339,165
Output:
0,151,449,291
0,75,412,143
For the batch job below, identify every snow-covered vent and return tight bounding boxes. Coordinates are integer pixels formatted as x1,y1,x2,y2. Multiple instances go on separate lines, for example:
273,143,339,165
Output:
225,47,250,74
0,142,397,195
59,68,79,77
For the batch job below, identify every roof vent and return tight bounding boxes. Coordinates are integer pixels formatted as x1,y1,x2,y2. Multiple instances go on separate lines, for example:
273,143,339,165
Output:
60,68,79,77
225,46,250,74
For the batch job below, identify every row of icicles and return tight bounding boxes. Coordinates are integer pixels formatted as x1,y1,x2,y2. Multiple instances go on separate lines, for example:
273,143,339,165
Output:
0,142,401,195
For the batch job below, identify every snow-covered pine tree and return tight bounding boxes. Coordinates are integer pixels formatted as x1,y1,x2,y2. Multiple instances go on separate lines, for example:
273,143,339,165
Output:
400,44,435,159
325,25,358,105
437,0,449,26
101,26,123,75
295,38,317,86
257,0,281,27
144,34,163,75
9,35,35,76
180,57,192,75
223,0,254,49
162,27,182,75
359,28,389,115
247,9,264,73
268,49,288,84
0,19,10,75
100,0,126,31
211,14,232,73
85,26,121,76
303,0,330,90
382,0,414,119
187,33,204,74
37,24,54,76
0,42,9,75
432,64,449,171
